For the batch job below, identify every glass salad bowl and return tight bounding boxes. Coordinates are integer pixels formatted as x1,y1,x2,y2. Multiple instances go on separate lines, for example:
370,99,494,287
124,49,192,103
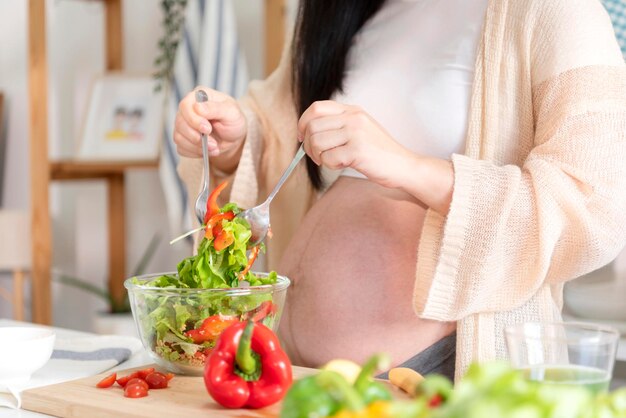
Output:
125,272,290,376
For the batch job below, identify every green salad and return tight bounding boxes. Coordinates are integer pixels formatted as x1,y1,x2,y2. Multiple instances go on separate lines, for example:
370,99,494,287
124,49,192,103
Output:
130,195,280,367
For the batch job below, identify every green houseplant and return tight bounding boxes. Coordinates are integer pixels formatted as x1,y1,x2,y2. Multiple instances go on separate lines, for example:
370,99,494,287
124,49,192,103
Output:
154,0,188,92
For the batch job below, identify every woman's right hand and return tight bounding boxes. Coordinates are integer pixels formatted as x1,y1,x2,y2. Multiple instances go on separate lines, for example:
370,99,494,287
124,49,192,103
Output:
174,87,247,159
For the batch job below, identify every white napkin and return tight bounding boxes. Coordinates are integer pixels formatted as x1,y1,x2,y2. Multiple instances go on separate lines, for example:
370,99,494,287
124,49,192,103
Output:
0,335,143,409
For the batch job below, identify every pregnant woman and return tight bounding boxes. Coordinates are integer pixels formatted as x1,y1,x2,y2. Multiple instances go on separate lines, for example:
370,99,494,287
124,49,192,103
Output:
175,0,626,379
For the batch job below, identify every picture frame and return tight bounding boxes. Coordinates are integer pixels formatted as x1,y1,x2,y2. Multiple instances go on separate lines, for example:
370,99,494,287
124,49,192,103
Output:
77,74,164,161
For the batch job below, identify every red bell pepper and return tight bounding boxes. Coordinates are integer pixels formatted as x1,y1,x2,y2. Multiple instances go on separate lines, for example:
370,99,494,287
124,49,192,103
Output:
185,315,239,344
213,224,235,251
204,320,292,409
204,211,235,240
203,181,229,224
244,300,278,323
237,245,260,280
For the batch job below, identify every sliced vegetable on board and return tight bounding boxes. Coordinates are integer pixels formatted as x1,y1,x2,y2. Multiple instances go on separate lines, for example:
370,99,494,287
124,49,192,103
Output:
124,383,148,399
95,373,116,389
98,368,175,399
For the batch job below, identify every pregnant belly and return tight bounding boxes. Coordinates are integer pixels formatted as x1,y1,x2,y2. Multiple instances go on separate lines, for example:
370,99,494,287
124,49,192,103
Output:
278,177,456,368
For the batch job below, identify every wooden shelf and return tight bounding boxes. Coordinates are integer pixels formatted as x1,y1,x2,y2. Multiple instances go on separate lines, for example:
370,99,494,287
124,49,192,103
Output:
28,0,126,324
50,160,158,181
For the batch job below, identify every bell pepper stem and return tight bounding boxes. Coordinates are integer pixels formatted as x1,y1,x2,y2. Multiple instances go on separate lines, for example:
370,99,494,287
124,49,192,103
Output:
236,320,258,377
354,353,391,391
316,371,365,411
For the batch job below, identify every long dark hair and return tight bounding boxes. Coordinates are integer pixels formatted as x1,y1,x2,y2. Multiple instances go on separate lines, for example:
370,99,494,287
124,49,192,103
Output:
292,0,386,190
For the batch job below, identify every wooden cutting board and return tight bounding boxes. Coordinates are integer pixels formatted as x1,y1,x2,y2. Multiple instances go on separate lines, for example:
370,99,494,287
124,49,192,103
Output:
21,365,406,418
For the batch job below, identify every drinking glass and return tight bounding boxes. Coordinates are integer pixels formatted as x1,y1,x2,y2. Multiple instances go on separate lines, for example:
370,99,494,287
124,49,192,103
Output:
505,322,619,394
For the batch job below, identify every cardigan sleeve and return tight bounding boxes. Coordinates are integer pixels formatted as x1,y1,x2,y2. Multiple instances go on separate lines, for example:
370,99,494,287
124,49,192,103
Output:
413,0,626,320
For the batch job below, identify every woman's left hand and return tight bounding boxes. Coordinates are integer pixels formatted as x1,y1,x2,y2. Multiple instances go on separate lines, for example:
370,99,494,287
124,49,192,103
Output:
298,100,455,215
298,100,414,189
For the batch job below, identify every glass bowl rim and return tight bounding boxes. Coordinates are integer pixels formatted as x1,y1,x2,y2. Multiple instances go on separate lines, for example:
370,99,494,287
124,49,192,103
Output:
504,321,620,345
124,271,290,295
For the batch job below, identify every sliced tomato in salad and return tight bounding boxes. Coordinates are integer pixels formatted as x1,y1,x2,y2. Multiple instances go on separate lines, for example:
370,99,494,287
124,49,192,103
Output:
184,315,239,344
248,301,278,323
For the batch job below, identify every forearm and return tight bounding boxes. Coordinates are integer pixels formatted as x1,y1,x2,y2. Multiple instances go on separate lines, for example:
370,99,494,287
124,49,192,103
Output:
396,153,454,217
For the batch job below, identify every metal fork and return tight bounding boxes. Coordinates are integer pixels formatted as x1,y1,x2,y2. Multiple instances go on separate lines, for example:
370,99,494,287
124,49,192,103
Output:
238,144,306,247
194,89,211,225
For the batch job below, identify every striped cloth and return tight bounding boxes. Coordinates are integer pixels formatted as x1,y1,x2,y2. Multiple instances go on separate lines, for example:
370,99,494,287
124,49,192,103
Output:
0,335,142,409
159,0,249,235
604,0,626,56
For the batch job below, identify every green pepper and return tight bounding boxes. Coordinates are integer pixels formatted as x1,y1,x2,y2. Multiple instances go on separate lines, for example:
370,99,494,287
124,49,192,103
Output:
280,371,363,418
280,354,392,418
353,353,393,404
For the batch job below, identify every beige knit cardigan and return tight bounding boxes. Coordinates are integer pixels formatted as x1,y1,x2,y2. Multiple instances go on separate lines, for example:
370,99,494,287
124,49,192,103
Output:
178,0,626,378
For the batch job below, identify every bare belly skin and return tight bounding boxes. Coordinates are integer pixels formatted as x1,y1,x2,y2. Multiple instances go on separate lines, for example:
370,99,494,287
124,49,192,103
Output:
277,176,456,368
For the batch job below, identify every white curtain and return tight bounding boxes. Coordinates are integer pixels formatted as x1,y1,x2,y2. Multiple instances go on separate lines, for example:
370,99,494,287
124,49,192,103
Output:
159,0,249,236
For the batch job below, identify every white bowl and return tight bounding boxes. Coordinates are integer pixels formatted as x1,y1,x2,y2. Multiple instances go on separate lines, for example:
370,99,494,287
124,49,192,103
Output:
0,327,55,385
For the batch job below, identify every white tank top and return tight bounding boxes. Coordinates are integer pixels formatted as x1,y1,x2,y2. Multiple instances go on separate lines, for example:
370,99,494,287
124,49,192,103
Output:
335,0,488,179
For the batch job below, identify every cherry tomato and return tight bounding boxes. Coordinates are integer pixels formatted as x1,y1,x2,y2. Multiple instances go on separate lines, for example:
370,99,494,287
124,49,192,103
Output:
124,383,148,398
165,373,174,381
145,372,168,389
116,372,139,387
137,367,155,380
96,373,116,388
126,378,149,391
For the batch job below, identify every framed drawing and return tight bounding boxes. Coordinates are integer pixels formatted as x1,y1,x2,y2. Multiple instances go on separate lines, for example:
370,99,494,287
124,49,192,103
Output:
77,74,164,161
